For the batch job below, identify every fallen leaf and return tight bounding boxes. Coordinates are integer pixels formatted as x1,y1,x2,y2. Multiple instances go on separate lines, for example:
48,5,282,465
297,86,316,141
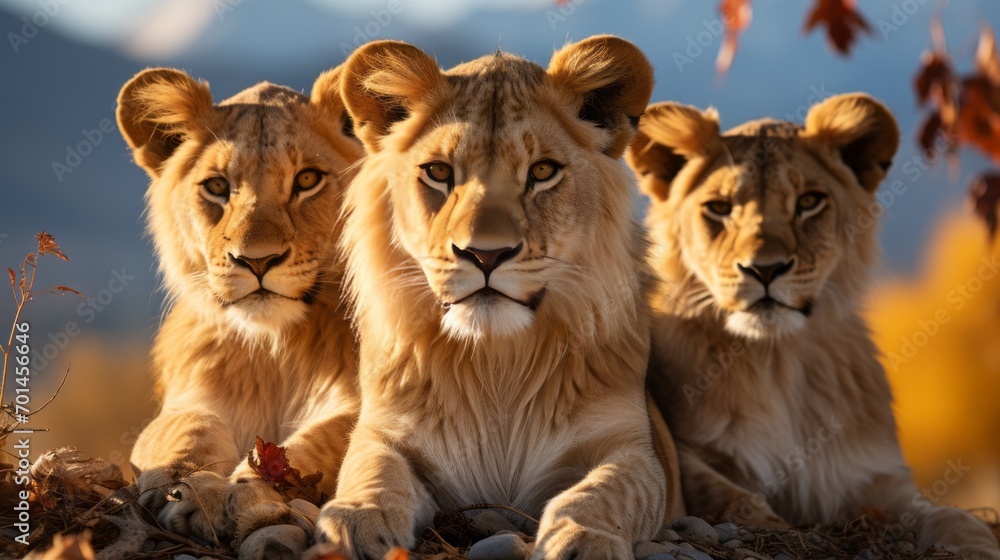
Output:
804,0,871,55
384,547,410,560
247,437,326,505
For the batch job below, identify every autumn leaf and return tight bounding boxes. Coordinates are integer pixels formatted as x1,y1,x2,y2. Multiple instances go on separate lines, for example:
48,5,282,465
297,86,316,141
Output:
970,174,1000,238
6,267,14,287
804,0,870,56
917,110,947,160
247,436,326,505
48,286,85,297
36,231,68,261
384,548,410,560
914,51,955,108
958,75,1000,162
976,25,1000,84
715,0,752,75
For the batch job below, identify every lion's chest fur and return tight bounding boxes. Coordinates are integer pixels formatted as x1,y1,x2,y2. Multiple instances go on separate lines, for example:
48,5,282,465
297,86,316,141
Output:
655,314,907,525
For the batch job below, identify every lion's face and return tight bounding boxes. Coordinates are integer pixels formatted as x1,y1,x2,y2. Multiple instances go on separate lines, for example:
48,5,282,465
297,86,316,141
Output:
628,95,899,339
117,68,361,340
341,38,653,342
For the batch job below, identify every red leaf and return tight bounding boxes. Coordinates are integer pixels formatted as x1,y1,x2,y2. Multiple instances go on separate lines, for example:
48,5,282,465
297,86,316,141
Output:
976,25,1000,85
970,174,1000,238
50,286,85,297
6,267,15,287
958,76,1000,162
914,51,955,107
384,547,410,560
804,0,871,56
247,437,326,505
715,0,752,75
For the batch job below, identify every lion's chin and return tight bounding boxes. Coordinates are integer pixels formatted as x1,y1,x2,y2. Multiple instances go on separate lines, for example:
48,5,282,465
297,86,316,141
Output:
222,295,309,345
724,307,808,340
441,296,535,341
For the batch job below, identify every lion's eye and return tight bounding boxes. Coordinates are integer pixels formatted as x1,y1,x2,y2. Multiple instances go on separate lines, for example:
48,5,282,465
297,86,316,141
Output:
703,200,732,219
527,159,563,191
796,191,828,218
294,168,326,192
201,177,230,201
419,162,454,194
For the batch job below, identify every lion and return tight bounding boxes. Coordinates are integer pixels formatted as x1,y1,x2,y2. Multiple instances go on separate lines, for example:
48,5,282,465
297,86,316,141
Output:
626,93,1000,558
290,37,683,560
116,67,362,557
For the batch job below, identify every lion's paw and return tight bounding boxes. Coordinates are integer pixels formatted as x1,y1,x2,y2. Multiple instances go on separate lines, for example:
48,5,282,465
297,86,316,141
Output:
312,502,412,560
135,462,199,514
156,470,229,542
238,524,309,560
531,517,631,560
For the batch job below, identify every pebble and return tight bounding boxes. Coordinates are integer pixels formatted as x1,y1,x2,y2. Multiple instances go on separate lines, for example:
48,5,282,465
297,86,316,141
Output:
671,517,718,543
142,540,156,552
174,556,199,560
635,541,675,559
775,554,796,560
722,538,742,549
468,510,519,536
657,528,681,542
713,522,739,543
467,532,531,560
855,550,875,560
675,549,715,560
645,555,676,560
654,541,684,554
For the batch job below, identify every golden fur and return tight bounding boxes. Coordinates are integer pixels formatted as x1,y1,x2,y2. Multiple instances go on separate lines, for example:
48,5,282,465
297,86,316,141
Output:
308,37,683,560
117,67,362,556
628,93,1000,558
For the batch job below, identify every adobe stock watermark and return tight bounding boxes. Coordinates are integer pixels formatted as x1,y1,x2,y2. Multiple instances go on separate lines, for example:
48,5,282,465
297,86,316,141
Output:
876,0,933,42
672,4,744,73
0,233,8,245
883,458,972,542
51,114,116,183
728,417,845,522
885,254,1000,372
213,0,243,20
338,0,405,58
545,0,586,30
844,129,959,244
7,0,72,54
30,267,135,372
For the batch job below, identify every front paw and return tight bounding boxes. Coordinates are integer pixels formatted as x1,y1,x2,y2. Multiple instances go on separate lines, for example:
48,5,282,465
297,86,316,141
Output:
312,501,413,560
136,462,198,514
531,517,631,560
157,470,229,543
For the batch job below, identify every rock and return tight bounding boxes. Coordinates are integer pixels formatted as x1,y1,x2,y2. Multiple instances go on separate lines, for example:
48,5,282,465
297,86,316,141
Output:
645,555,676,560
635,541,675,559
671,516,718,543
238,525,308,560
676,550,715,560
142,540,156,552
468,509,519,536
174,556,199,560
654,541,684,554
854,550,875,560
467,532,531,560
713,522,739,542
775,554,796,560
155,541,175,551
656,528,682,542
722,538,742,549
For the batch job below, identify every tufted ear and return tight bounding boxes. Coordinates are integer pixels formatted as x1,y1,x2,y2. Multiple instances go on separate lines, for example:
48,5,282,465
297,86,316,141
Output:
547,35,654,159
801,93,899,192
626,102,721,202
340,40,447,152
116,68,216,178
311,64,357,141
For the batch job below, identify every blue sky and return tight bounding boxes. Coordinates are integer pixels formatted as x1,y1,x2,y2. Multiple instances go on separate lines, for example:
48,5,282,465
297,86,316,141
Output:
1,0,998,336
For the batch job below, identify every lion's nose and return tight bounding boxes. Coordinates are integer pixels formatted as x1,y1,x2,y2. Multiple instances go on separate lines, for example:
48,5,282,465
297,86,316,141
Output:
738,259,794,287
229,249,290,281
453,243,523,275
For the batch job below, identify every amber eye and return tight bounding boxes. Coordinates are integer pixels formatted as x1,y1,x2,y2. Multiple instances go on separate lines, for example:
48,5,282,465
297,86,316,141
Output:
419,162,454,194
527,159,563,191
294,168,325,192
704,200,733,219
796,191,828,216
201,177,230,200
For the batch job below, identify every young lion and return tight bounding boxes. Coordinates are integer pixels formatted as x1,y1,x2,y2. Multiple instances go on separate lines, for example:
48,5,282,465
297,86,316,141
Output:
117,68,362,556
300,37,682,559
628,94,1000,558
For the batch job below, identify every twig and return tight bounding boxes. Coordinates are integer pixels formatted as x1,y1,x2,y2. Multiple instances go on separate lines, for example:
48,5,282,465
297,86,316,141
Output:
30,364,71,416
455,503,539,526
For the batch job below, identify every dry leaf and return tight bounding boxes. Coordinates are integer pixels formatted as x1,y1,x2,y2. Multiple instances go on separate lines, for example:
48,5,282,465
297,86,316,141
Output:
914,51,955,107
715,0,752,75
35,231,68,261
804,0,870,55
247,436,326,505
970,174,1000,237
977,25,1000,84
384,547,410,560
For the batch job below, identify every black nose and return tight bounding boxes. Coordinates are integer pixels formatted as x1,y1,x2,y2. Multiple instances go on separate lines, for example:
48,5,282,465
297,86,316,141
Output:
453,243,523,275
229,250,290,281
738,259,794,287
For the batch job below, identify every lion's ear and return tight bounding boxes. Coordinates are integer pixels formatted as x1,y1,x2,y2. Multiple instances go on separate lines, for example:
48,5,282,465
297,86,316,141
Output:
547,35,654,159
340,40,446,152
802,93,899,192
626,102,720,202
116,68,215,178
311,64,357,141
